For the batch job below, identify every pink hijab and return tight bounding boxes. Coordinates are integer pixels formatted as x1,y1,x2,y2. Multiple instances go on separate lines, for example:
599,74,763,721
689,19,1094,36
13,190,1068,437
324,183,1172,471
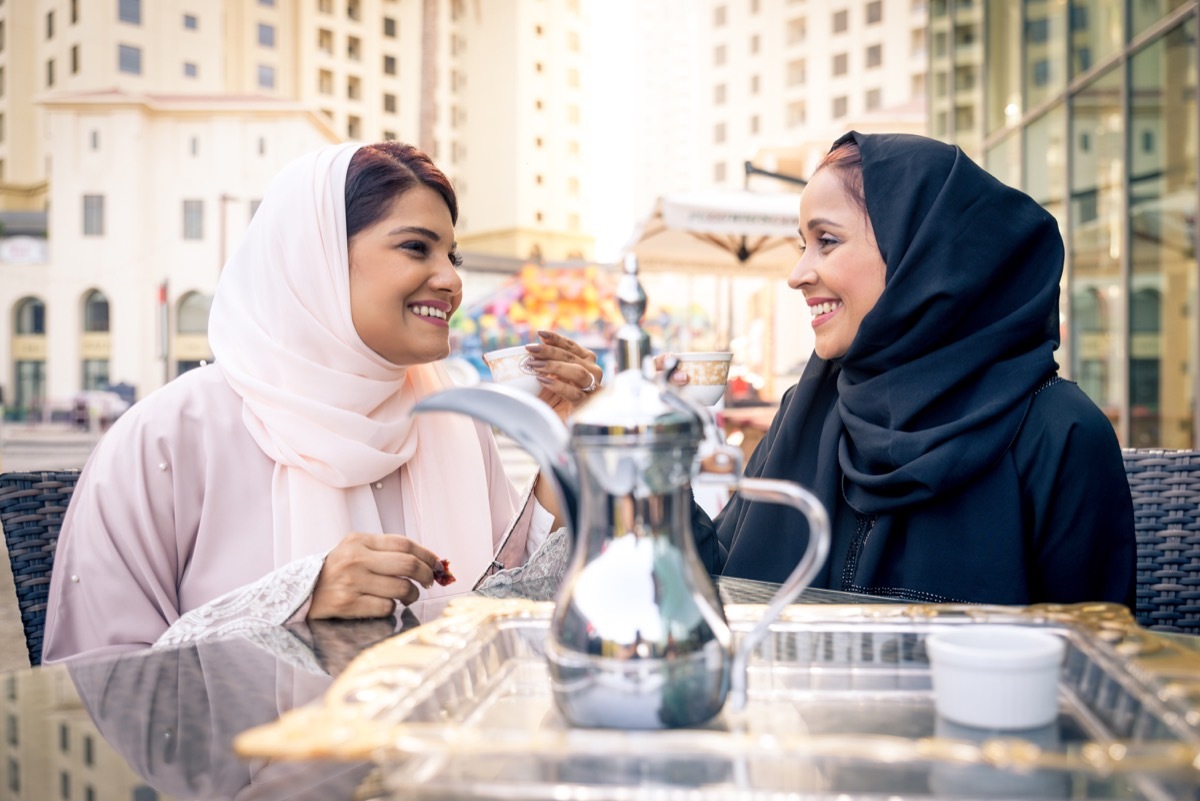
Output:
207,144,493,581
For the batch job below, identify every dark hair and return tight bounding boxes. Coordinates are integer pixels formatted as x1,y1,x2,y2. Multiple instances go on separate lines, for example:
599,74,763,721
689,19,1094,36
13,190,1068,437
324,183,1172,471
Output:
813,139,867,216
344,141,458,240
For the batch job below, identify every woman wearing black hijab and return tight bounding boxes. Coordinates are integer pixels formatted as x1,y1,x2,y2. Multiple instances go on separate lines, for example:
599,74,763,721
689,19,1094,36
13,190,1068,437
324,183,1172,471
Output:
692,131,1135,605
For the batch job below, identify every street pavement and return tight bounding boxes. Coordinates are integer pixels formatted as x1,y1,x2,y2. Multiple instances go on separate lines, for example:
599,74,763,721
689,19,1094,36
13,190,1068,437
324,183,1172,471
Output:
0,423,538,673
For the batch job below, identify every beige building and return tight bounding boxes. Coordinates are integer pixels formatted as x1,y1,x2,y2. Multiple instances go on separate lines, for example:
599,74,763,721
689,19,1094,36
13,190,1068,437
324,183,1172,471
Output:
2,666,176,801
0,0,592,416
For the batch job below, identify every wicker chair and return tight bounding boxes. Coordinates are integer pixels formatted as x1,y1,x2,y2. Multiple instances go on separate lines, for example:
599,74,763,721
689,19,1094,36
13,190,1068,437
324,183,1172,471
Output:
1122,449,1200,634
0,470,80,666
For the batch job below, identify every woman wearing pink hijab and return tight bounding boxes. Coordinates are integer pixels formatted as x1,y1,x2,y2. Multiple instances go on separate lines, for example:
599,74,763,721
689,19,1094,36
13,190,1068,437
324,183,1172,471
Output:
43,142,602,662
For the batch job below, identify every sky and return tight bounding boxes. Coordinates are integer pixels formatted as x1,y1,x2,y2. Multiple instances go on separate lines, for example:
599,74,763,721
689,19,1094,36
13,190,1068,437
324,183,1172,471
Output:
582,0,640,262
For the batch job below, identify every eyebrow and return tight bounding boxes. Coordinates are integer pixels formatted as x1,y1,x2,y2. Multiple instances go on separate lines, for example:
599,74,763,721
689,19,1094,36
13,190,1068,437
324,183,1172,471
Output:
801,217,844,234
385,225,442,240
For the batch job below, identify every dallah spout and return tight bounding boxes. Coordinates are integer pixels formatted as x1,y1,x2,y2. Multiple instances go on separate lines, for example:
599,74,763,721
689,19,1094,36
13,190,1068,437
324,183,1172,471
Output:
413,383,580,534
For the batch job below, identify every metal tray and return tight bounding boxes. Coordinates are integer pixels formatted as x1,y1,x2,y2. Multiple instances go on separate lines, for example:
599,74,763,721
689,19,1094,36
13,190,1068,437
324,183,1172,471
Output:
236,598,1200,800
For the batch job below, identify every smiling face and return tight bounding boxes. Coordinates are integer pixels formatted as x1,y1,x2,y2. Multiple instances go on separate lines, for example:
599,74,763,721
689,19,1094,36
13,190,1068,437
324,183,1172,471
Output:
788,167,887,360
348,185,463,366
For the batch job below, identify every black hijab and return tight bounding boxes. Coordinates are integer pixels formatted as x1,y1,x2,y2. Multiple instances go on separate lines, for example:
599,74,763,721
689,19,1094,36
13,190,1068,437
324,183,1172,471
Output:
716,131,1062,590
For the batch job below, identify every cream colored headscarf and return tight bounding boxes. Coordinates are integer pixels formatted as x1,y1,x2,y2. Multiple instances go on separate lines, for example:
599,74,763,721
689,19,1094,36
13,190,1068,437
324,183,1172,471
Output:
207,143,493,583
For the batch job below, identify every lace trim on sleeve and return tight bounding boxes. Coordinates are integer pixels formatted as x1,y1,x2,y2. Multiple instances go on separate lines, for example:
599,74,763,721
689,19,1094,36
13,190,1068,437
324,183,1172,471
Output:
475,525,570,601
152,553,327,650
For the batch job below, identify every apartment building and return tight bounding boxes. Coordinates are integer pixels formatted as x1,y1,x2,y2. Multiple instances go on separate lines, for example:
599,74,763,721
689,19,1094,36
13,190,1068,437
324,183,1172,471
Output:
618,0,929,389
0,0,591,416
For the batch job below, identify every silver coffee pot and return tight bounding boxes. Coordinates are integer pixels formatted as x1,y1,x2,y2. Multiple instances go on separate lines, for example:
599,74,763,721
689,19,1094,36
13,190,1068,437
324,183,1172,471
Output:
414,254,830,729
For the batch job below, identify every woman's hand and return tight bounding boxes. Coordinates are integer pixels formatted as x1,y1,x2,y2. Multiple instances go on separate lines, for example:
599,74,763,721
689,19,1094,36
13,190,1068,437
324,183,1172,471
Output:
525,329,604,420
652,352,691,387
308,532,443,620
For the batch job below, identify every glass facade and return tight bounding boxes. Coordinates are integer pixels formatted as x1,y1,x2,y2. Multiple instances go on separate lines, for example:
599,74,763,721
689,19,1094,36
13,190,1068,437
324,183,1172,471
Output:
932,1,1200,447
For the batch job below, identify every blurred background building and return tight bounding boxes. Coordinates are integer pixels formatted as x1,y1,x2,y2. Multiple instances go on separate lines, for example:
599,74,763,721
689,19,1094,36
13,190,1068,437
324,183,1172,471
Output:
3,0,1200,450
930,0,1198,449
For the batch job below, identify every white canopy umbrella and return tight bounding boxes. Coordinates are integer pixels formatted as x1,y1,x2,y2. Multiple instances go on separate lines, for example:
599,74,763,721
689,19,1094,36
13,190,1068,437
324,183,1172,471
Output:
623,190,803,277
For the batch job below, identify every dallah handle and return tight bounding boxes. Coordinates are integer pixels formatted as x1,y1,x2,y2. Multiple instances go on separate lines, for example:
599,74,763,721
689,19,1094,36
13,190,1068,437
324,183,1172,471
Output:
725,477,832,711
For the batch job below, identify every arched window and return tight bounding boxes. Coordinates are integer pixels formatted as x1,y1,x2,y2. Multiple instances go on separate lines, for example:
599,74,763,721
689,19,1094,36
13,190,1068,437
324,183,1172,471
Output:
1131,288,1161,333
82,289,110,332
14,298,46,335
177,292,212,334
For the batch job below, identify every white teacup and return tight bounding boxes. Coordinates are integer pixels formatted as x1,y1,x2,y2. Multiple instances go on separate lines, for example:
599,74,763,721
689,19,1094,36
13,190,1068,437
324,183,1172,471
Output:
483,346,542,395
674,352,733,406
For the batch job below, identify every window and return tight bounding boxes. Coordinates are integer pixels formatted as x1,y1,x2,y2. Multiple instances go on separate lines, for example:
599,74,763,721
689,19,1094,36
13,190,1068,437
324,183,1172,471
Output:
317,28,332,53
60,770,70,799
178,293,212,333
318,69,332,94
6,715,16,746
382,130,396,141
383,16,396,36
0,21,5,53
866,43,881,67
347,115,361,139
83,291,109,332
714,162,726,182
83,195,105,236
189,136,198,156
832,95,848,118
0,67,4,97
257,64,275,89
832,9,848,33
8,758,18,793
383,93,396,113
258,23,275,47
183,61,197,78
713,5,726,26
714,83,726,104
249,199,261,218
46,10,54,39
750,74,759,94
90,130,99,149
832,52,847,76
749,114,759,134
82,735,94,766
347,75,361,99
865,87,881,109
318,0,332,12
713,44,726,65
866,0,882,23
59,723,69,752
259,0,275,5
347,36,361,60
71,45,79,74
787,58,806,85
787,16,806,43
119,0,141,25
257,137,265,155
71,0,79,24
347,0,360,21
183,13,197,29
383,55,396,74
714,122,726,143
750,34,759,54
46,59,54,87
183,199,203,240
118,44,141,74
16,299,46,335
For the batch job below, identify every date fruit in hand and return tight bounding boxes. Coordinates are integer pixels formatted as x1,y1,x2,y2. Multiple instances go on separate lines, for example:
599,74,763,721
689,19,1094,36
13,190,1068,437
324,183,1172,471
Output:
433,559,456,586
